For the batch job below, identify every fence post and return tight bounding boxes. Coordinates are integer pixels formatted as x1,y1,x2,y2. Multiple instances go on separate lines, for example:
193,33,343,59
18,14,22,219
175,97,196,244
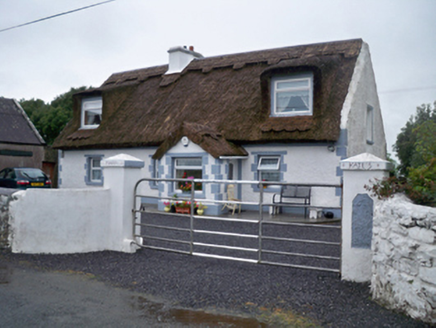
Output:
340,153,392,282
102,153,145,253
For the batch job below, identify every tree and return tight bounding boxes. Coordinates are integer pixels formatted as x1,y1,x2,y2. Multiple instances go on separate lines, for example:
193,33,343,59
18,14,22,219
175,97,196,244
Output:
19,98,50,137
369,101,436,207
393,101,436,176
20,86,91,145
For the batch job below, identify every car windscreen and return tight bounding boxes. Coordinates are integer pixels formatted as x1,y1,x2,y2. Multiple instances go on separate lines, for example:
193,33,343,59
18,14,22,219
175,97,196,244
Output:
17,169,46,179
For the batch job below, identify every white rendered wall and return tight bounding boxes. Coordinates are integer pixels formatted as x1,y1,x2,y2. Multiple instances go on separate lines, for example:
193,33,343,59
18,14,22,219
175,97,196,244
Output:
9,188,111,253
9,153,145,254
240,144,342,208
340,42,386,159
59,148,158,198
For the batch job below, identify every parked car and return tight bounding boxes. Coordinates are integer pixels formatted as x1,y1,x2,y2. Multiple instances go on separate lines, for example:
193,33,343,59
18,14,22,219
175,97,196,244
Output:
0,167,51,189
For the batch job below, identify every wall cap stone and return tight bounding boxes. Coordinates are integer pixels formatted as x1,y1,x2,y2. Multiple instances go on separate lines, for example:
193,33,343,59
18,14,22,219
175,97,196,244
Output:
341,152,393,171
101,153,144,169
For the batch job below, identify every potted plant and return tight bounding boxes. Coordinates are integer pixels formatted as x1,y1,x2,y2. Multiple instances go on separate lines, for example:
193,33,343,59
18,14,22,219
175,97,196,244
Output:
163,201,171,212
170,194,178,213
175,201,191,214
196,203,207,215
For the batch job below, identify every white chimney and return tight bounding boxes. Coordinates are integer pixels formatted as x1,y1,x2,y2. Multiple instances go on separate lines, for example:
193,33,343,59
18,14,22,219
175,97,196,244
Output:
166,45,203,75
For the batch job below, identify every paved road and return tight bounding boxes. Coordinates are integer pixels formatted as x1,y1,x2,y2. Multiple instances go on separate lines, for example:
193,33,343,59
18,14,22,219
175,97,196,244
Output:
0,264,162,327
0,263,265,327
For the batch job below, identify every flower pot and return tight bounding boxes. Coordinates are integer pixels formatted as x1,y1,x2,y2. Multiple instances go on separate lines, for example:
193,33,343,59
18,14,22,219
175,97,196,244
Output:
175,207,190,214
164,206,171,212
197,209,204,215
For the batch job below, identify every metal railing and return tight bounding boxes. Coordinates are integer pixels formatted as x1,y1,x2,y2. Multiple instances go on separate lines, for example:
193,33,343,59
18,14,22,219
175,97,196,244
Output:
133,178,342,273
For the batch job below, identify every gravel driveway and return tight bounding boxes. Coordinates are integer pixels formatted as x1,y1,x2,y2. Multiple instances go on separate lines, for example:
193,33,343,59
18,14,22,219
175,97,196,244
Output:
0,246,429,328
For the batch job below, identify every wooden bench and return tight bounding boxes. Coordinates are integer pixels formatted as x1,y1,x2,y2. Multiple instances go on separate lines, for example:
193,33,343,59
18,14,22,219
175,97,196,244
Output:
272,185,311,218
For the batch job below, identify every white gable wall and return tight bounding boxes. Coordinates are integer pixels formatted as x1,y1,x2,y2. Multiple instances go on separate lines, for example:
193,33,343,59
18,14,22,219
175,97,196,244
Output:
340,42,387,159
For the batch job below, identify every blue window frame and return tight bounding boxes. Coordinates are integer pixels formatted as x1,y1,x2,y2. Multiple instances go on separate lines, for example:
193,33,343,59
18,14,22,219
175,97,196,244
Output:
258,156,281,182
85,155,104,186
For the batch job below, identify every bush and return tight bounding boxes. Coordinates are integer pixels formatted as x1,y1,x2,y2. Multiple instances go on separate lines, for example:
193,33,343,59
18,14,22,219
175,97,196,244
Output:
365,158,436,207
407,158,436,206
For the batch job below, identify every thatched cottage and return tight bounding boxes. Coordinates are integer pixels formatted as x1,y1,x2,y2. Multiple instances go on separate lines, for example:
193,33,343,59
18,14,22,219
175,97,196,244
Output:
53,39,386,215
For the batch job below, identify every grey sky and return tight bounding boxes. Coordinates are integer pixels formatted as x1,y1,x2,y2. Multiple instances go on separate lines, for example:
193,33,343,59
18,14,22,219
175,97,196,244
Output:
1,0,435,157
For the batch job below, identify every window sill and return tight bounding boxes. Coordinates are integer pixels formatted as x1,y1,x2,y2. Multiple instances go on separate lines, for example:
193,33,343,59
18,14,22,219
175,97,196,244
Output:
80,125,99,130
271,112,312,117
254,185,281,193
86,181,103,186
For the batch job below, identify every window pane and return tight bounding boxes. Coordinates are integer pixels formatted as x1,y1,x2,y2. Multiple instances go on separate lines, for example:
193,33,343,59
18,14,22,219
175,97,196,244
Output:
85,111,102,125
92,159,101,168
261,171,280,182
277,79,308,89
366,105,374,142
18,168,45,179
92,169,102,181
176,169,203,191
84,100,102,110
277,91,309,113
258,157,280,171
176,158,202,167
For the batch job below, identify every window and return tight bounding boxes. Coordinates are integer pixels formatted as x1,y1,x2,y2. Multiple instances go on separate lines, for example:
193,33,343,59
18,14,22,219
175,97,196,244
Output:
271,73,313,116
366,105,374,144
228,163,234,180
257,156,280,182
174,157,203,192
85,155,103,185
89,158,102,182
81,97,102,129
152,159,159,187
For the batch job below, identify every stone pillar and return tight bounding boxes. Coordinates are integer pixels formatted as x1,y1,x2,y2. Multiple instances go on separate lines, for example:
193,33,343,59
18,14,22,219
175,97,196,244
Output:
102,154,144,253
340,153,392,282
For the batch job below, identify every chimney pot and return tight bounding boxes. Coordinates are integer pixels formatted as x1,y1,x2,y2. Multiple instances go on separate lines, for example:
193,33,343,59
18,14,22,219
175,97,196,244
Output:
189,46,194,51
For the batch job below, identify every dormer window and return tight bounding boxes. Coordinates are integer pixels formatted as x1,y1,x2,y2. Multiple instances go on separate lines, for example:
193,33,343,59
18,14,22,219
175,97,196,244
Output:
271,73,313,117
81,97,102,129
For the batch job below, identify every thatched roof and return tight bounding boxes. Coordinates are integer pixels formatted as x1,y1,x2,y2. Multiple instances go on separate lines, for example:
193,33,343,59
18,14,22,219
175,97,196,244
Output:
0,97,45,146
53,39,363,158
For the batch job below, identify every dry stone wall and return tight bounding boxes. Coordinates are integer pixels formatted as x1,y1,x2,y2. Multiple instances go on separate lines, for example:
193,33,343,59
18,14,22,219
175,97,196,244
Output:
371,194,436,324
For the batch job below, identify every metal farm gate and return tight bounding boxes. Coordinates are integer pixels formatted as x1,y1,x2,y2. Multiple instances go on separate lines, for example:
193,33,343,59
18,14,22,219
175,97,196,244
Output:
133,178,342,274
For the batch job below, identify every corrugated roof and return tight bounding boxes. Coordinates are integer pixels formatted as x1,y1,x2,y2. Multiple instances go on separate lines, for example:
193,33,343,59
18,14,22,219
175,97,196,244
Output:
53,39,363,157
0,97,45,145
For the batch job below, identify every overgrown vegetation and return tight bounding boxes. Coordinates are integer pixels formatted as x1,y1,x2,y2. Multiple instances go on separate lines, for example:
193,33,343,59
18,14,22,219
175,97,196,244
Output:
366,102,436,207
19,86,91,145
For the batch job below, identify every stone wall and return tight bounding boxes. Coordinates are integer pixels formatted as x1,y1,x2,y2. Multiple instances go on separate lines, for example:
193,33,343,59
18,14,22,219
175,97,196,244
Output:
371,194,436,324
0,189,15,249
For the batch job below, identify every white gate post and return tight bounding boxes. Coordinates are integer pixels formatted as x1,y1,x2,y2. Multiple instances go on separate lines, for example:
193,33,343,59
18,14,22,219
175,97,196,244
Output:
340,153,392,282
102,154,144,253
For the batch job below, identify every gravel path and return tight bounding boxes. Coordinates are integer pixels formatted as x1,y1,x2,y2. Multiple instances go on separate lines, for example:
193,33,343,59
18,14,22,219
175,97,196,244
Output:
0,246,429,327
